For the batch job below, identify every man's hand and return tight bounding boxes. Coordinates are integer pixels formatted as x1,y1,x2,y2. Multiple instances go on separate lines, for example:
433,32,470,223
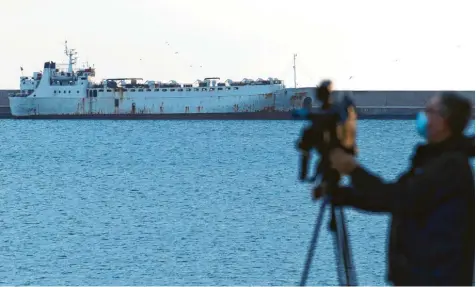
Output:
312,183,327,200
330,148,358,175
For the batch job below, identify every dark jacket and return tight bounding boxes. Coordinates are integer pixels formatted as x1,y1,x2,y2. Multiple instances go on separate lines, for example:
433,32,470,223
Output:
334,136,475,286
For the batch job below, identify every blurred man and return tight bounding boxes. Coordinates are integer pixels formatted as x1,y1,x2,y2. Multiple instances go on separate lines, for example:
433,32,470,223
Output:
329,91,475,286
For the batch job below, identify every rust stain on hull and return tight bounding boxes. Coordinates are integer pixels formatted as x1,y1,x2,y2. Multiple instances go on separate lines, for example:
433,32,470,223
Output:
10,110,438,120
258,106,276,112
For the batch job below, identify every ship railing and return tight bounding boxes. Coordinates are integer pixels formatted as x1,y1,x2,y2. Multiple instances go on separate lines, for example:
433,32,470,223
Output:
9,92,31,97
356,105,425,109
9,94,24,97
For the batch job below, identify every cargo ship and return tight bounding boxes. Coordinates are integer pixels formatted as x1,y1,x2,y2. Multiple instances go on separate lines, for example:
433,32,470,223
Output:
5,43,474,120
8,42,303,119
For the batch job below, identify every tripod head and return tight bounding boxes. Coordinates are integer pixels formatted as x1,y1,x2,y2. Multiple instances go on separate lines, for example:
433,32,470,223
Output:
292,80,358,192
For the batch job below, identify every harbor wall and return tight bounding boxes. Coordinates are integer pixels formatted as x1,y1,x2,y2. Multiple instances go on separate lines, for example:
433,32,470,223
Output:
283,88,474,107
0,90,15,118
352,90,474,107
0,90,15,106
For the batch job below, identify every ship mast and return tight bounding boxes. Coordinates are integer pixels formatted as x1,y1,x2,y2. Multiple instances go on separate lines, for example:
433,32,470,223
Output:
293,53,297,89
64,41,78,73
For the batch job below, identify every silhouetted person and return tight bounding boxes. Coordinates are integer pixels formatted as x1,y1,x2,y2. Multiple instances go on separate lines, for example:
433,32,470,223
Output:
329,91,474,286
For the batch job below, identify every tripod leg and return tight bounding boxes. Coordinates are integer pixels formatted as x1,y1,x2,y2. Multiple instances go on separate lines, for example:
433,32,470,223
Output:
331,206,358,286
329,205,337,231
338,208,358,286
299,197,329,286
330,206,346,286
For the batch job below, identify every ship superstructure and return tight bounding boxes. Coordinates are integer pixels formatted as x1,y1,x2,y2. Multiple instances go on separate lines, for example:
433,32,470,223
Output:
9,42,297,118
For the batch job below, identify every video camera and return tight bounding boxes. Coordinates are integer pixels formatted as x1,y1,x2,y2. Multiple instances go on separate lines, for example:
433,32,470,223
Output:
292,80,359,286
292,80,358,195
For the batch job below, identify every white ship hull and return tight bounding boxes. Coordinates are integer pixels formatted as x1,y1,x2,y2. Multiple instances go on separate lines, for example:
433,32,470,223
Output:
9,87,303,117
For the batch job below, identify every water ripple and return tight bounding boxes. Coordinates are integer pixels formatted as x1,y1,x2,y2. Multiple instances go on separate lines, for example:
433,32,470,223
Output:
0,119,473,285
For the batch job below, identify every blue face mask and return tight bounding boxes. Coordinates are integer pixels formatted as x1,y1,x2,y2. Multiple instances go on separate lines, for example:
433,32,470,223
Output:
416,111,428,138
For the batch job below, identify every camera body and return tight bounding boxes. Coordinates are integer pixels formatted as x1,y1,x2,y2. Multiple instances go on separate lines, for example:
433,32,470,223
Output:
292,80,358,187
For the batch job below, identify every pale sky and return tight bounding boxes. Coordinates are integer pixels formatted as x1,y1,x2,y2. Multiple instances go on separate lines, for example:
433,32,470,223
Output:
0,0,474,90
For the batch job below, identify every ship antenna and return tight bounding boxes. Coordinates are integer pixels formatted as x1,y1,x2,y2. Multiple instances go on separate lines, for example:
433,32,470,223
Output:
293,53,297,89
64,40,77,73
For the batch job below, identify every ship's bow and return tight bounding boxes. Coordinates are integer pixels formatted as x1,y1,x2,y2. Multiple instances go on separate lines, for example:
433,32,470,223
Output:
9,96,38,117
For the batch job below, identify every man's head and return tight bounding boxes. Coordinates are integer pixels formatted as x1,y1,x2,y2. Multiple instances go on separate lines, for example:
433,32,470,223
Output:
421,91,472,143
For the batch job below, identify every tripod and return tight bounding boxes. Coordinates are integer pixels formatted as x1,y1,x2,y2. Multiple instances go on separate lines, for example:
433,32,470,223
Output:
293,79,358,286
299,171,358,286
